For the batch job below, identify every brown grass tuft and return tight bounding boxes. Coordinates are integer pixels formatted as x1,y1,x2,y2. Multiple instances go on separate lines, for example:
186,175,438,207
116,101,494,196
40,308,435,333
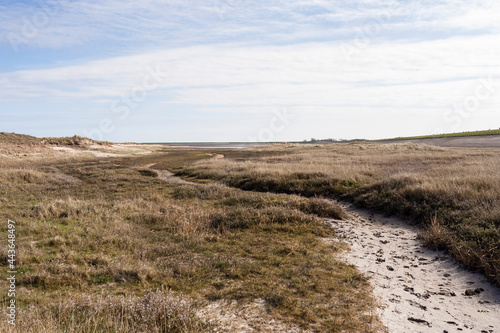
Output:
0,290,210,333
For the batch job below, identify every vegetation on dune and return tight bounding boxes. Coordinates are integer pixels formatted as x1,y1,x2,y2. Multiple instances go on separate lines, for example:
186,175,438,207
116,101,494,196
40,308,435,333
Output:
0,133,41,145
0,148,382,332
40,135,108,146
379,128,500,141
178,143,500,286
0,132,109,147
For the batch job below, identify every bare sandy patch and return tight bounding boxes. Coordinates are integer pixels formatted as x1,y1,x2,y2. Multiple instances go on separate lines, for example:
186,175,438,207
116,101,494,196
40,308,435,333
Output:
329,202,500,333
46,143,165,158
198,299,310,333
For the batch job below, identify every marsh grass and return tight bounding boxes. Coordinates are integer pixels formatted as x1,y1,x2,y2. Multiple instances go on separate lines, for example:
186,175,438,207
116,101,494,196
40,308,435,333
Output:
0,290,209,333
0,145,381,332
179,143,500,285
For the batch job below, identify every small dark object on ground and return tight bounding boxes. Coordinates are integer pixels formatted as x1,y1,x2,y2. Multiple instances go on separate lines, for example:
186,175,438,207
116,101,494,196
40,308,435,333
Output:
465,288,485,296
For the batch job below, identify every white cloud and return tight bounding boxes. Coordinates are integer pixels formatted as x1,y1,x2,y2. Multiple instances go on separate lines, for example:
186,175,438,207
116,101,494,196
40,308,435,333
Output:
1,0,499,50
2,34,499,107
1,0,499,140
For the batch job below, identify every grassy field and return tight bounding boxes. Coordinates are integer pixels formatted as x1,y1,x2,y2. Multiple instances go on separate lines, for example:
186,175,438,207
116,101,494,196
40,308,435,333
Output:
379,129,500,141
0,141,382,332
178,142,500,286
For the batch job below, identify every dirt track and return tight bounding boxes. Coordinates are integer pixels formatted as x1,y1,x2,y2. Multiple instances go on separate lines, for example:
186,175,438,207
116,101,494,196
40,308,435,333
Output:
376,135,500,148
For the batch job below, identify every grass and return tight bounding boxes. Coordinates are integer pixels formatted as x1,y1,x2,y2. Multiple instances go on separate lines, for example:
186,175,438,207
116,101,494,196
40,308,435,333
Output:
2,290,210,333
178,142,500,286
0,132,108,146
40,135,108,146
0,133,41,145
0,143,382,332
379,128,500,141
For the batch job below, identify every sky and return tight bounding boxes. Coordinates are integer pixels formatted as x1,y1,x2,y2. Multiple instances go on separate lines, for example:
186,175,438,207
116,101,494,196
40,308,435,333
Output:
0,0,499,142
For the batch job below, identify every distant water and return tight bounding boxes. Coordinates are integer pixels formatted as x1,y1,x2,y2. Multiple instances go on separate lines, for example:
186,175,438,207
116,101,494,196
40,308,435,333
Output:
148,142,267,149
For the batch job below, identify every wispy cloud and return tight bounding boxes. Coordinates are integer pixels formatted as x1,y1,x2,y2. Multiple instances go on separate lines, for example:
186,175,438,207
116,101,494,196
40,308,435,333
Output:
1,0,499,50
1,0,499,141
2,34,499,104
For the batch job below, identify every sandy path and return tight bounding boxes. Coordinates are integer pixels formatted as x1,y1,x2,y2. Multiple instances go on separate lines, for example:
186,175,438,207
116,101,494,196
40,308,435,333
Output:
197,299,309,333
328,202,500,333
155,169,194,184
136,163,194,185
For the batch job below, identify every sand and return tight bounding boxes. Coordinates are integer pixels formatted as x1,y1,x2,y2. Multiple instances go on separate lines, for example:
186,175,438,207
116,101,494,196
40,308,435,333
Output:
328,202,500,333
49,143,158,157
197,299,309,333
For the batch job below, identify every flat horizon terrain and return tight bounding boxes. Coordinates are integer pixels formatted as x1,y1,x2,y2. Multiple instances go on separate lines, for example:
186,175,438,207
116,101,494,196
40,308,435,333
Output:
375,134,500,148
148,131,500,149
1,133,499,332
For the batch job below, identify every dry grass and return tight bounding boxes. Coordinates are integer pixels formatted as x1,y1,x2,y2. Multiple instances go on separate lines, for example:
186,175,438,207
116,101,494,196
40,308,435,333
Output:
0,132,41,145
40,135,108,146
179,142,500,285
0,290,209,333
0,142,382,332
0,132,108,147
418,216,451,250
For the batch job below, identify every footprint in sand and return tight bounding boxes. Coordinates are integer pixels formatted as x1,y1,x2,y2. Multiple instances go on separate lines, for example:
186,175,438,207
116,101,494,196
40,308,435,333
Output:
327,201,500,333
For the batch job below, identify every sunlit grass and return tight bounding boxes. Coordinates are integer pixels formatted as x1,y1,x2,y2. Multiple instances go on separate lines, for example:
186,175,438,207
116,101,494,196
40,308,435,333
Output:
180,142,500,285
0,144,382,332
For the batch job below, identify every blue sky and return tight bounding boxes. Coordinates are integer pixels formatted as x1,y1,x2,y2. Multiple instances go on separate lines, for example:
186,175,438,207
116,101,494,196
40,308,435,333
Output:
1,0,499,142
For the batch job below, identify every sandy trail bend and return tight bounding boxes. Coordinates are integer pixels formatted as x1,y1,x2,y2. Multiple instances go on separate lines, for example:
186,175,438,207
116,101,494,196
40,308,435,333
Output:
328,202,500,333
136,163,194,185
155,169,194,184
